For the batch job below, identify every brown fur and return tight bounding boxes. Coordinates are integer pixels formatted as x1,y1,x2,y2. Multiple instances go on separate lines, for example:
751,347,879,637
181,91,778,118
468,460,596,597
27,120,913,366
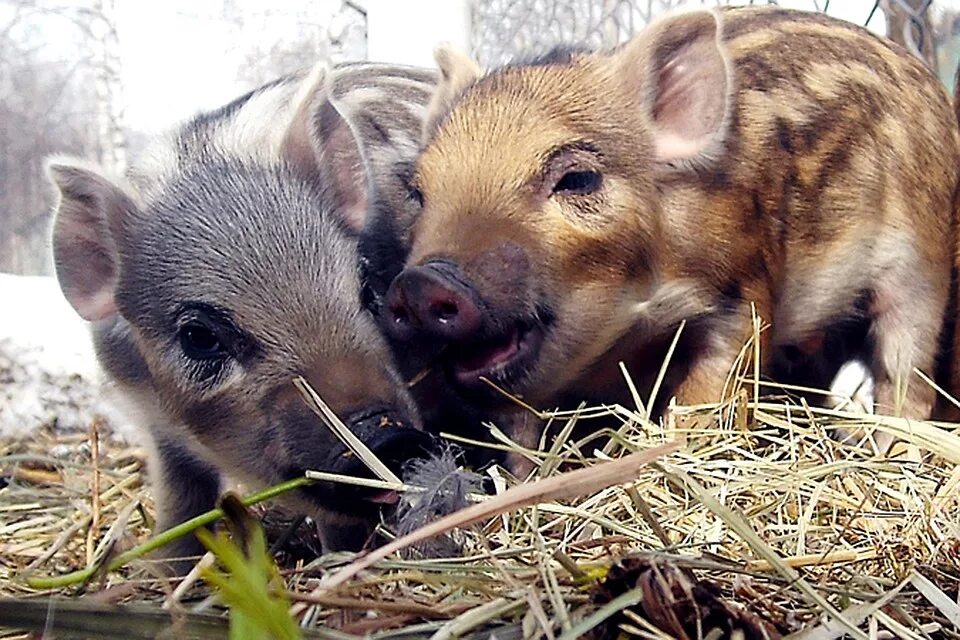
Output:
402,6,960,436
945,67,960,423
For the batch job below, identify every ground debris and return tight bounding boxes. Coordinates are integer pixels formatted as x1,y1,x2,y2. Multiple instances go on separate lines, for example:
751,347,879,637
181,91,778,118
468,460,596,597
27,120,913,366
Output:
4,320,960,638
591,556,782,640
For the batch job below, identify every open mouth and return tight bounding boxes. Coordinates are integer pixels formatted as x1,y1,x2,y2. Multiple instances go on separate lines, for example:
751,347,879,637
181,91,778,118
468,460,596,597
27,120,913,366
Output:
448,321,545,390
365,489,402,505
324,477,403,515
306,426,435,515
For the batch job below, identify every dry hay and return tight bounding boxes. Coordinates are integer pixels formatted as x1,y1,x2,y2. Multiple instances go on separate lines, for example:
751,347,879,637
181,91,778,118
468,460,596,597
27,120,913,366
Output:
2,328,960,639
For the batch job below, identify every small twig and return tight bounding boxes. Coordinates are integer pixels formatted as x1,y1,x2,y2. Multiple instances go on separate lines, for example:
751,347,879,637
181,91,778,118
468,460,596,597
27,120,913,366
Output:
552,550,586,582
646,319,686,419
913,367,960,412
162,552,215,611
405,364,433,389
86,418,102,567
745,549,873,572
304,470,487,502
624,484,671,547
909,570,960,628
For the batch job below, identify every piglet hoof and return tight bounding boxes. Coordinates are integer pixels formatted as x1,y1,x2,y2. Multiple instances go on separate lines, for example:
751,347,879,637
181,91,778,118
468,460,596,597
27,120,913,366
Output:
827,360,875,415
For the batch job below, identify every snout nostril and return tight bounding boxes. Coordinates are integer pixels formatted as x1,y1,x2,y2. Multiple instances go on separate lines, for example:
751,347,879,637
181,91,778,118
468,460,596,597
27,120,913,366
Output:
333,426,433,474
387,264,484,341
430,300,459,323
390,304,410,325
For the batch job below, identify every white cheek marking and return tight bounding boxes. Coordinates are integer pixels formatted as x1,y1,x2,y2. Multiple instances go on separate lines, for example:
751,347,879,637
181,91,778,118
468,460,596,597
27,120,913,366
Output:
215,362,246,393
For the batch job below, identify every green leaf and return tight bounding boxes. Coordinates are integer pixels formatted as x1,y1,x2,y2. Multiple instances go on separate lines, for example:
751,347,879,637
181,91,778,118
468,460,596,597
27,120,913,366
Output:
197,499,302,640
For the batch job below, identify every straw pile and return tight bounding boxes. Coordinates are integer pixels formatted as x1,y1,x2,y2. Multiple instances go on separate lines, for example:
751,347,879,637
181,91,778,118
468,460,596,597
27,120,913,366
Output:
2,328,960,639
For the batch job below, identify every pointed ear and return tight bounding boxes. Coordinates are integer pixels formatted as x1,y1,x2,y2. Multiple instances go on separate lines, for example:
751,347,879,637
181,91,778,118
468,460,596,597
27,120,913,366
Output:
46,157,139,321
616,8,731,166
422,44,482,143
281,63,371,233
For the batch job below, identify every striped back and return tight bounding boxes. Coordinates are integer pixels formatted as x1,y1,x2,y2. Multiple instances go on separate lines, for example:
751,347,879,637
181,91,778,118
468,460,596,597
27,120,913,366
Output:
331,63,436,239
128,61,436,227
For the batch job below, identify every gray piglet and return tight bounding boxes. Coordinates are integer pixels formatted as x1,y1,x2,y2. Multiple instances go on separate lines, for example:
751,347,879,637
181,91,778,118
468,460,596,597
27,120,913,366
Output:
47,62,437,572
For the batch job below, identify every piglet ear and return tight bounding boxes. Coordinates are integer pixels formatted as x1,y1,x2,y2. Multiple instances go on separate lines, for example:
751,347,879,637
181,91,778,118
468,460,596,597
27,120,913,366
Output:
281,62,371,233
616,8,731,166
46,158,138,321
421,44,482,143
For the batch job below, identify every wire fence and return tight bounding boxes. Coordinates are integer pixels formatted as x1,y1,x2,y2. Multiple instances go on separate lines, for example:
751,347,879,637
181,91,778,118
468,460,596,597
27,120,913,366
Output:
469,0,947,80
879,0,937,62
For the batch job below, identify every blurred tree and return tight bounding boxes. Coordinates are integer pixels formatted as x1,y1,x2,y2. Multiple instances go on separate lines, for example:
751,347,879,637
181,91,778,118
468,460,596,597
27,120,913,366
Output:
933,6,960,92
89,0,126,173
0,0,112,275
230,0,365,89
471,0,665,66
0,0,951,278
470,0,945,71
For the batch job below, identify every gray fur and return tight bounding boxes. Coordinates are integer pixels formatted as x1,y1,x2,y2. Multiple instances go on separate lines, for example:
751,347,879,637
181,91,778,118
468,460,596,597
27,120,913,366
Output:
397,445,484,558
47,62,435,571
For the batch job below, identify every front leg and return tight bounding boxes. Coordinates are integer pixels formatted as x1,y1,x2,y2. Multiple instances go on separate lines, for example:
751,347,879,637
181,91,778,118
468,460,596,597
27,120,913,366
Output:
148,431,222,575
670,291,770,423
831,280,943,454
674,331,756,404
318,518,376,553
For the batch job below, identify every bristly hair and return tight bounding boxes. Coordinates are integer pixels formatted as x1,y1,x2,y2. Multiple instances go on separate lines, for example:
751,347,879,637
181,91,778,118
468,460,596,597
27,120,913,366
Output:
395,445,485,558
504,44,592,70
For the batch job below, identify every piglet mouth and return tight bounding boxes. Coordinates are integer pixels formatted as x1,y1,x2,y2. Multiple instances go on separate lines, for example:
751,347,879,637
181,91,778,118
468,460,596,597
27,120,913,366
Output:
448,321,544,391
318,424,435,514
365,489,402,505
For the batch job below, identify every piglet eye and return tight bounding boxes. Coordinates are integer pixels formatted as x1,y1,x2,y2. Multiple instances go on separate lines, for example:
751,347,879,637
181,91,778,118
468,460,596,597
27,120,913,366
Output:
408,185,424,207
552,170,602,196
360,279,381,315
179,321,225,360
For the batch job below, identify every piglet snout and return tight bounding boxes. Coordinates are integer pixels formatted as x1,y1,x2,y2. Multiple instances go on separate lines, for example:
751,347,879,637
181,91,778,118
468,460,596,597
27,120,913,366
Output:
384,261,484,343
329,408,435,505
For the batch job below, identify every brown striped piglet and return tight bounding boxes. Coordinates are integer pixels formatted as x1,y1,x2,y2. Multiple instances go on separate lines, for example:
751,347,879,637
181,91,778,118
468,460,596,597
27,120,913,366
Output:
381,6,960,455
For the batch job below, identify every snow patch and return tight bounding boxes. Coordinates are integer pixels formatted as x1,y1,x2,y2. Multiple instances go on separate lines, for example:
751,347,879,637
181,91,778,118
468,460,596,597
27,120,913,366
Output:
0,272,137,440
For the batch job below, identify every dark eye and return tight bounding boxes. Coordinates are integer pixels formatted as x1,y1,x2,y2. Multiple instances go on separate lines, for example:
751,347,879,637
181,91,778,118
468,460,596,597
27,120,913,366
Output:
179,321,226,360
552,170,602,196
408,185,424,207
360,279,382,315
357,256,380,314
